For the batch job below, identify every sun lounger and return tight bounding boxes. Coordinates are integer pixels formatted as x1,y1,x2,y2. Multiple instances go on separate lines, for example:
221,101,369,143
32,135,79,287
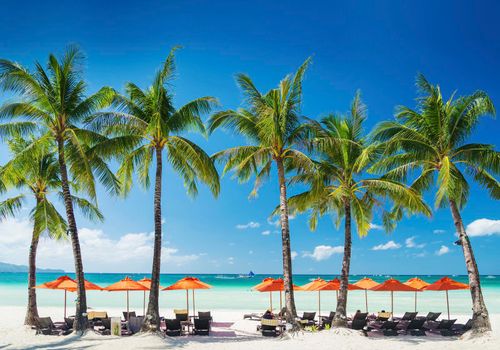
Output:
197,311,212,322
88,311,108,320
403,318,426,336
34,317,71,336
174,309,189,322
426,319,457,336
64,317,74,331
95,318,111,335
394,312,418,322
243,312,263,320
165,319,182,336
299,312,316,327
320,311,336,328
450,319,472,335
260,318,281,337
123,311,136,321
194,318,210,336
419,312,441,322
128,316,144,334
350,318,368,332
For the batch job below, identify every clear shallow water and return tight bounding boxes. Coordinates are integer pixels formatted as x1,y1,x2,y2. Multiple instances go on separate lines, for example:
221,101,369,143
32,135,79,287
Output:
1,273,499,317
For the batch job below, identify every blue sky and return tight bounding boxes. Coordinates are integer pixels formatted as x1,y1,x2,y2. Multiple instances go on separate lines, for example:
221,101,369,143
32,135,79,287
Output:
0,0,499,275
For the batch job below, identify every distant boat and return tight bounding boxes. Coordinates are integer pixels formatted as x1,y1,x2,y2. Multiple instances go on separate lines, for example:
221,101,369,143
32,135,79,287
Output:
238,271,255,278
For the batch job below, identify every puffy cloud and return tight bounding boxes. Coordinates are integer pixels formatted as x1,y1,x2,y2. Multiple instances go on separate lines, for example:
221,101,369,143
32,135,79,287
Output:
466,219,500,237
436,245,450,256
303,245,343,261
369,223,384,230
291,251,298,260
236,221,260,229
261,230,271,236
433,229,446,234
0,217,199,272
405,236,425,249
267,215,295,227
372,240,401,251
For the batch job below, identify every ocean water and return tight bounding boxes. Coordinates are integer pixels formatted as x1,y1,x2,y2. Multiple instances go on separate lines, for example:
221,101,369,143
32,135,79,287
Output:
1,273,499,317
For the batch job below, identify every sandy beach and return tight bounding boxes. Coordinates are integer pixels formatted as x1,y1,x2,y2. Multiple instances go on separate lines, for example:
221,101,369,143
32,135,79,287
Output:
0,306,498,350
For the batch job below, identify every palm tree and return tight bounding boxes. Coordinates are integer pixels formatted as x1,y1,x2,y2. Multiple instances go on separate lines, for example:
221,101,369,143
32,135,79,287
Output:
372,74,498,333
0,135,103,326
0,47,119,332
87,47,220,332
208,58,313,325
287,92,431,327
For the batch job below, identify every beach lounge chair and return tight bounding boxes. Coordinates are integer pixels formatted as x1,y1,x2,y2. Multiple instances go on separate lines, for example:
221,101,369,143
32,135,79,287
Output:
320,311,336,328
375,311,392,322
394,312,418,321
64,317,74,331
34,317,71,336
165,319,182,336
299,312,316,327
403,318,426,336
260,318,281,337
451,319,473,335
122,311,136,320
128,316,144,334
351,318,368,332
193,318,210,336
243,312,263,321
198,311,212,322
277,307,286,319
95,318,111,335
421,312,441,321
426,319,457,336
348,312,368,328
174,309,189,322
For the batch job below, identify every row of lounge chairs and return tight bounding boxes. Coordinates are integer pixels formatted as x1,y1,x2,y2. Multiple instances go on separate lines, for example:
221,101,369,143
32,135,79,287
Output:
33,310,213,337
250,309,472,337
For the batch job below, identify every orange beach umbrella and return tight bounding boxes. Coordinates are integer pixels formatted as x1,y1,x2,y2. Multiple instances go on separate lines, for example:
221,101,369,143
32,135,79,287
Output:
252,278,276,311
254,278,303,312
424,277,469,319
370,278,418,317
104,277,148,318
353,277,380,312
315,278,363,315
404,277,430,312
137,277,164,316
301,278,327,320
36,275,102,318
163,277,212,317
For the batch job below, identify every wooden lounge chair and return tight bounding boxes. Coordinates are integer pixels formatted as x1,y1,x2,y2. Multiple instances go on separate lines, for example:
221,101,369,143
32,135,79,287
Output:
165,319,182,336
34,317,71,336
95,318,111,335
320,311,336,328
260,318,281,337
299,312,316,327
194,318,210,336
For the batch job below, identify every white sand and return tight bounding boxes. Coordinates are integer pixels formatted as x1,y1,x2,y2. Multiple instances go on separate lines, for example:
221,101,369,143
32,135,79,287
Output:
0,306,499,349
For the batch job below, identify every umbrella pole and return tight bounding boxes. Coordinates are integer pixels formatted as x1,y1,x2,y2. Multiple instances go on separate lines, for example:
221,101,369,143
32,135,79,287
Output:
269,291,272,311
318,291,321,321
446,290,450,320
365,289,368,313
127,290,129,320
280,291,282,312
143,291,146,316
186,290,189,318
414,291,417,312
64,290,67,319
192,290,196,317
336,290,338,301
391,291,394,319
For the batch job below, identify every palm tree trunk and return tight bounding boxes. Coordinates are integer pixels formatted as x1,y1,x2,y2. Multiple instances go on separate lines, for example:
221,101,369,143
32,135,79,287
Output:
333,199,352,328
24,200,40,326
142,147,163,332
276,158,298,326
57,138,87,333
449,199,491,333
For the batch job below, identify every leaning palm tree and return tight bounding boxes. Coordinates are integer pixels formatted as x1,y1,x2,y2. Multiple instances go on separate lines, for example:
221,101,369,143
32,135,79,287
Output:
208,58,313,325
372,74,498,333
0,46,119,332
87,47,220,332
287,92,431,327
0,135,103,326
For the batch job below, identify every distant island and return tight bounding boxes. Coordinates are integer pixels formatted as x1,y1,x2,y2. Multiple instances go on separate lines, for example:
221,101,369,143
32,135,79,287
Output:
0,262,64,273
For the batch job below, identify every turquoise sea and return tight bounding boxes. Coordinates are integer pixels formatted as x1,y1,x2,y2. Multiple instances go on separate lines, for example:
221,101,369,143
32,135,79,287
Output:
1,273,499,317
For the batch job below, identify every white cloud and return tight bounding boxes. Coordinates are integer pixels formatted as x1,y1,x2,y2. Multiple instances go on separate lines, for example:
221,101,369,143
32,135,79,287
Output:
466,219,500,237
369,223,384,231
261,230,271,236
227,257,235,265
0,217,199,272
372,240,401,251
267,215,295,228
303,245,344,261
433,229,446,234
236,221,260,229
291,251,298,260
436,245,450,256
405,236,425,249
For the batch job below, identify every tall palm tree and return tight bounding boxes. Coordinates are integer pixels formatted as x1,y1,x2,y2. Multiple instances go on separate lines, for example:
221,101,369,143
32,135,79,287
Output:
287,92,431,327
372,74,498,333
208,58,313,325
0,47,119,332
87,47,220,332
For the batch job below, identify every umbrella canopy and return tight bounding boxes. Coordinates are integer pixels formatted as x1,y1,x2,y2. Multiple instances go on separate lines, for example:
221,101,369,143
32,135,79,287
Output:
301,278,327,320
404,277,430,312
251,277,275,291
353,277,380,313
424,277,469,319
370,278,418,317
163,277,212,317
104,277,148,318
36,275,102,317
317,278,364,291
254,278,303,313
